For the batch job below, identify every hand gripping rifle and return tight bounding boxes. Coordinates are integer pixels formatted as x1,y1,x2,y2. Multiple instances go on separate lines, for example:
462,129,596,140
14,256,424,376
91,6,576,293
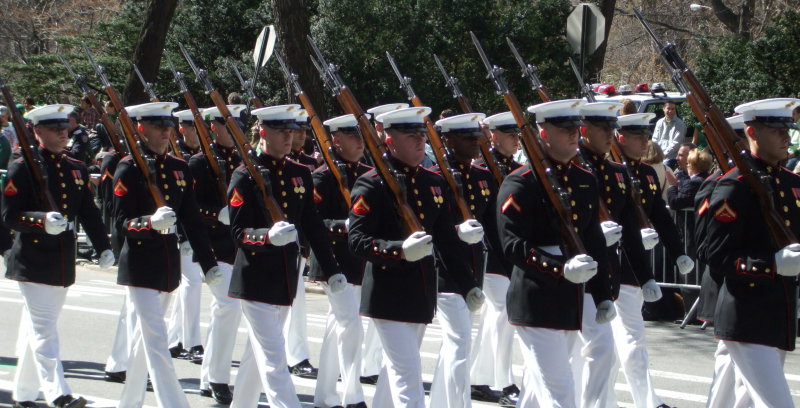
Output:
178,43,285,224
231,63,264,109
471,32,586,258
568,56,652,229
0,77,58,211
132,63,183,157
165,53,229,206
275,52,352,208
634,9,796,249
385,51,472,221
307,36,422,234
83,43,166,207
57,53,128,155
433,54,504,185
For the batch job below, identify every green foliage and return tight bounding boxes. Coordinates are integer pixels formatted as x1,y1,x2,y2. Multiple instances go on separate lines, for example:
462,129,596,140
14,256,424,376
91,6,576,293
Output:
694,9,800,115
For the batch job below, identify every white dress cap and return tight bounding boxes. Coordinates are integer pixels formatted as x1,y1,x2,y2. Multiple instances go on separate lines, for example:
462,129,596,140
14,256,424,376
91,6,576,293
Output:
580,102,623,129
251,104,302,129
435,112,486,136
295,108,310,129
617,113,656,134
323,114,359,133
125,102,178,126
367,103,409,121
203,104,247,121
173,109,196,124
726,114,745,131
25,104,74,128
526,99,585,128
482,111,519,132
375,106,431,131
734,98,800,129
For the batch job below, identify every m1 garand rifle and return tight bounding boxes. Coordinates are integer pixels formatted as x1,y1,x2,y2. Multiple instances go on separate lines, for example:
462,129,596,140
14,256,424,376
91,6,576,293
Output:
132,63,183,157
231,64,264,109
274,51,351,208
307,36,423,234
433,54,504,185
385,51,472,221
471,32,587,259
58,53,128,155
633,8,796,248
178,42,286,224
165,53,229,205
568,56,652,228
507,37,552,103
82,43,166,207
0,77,58,211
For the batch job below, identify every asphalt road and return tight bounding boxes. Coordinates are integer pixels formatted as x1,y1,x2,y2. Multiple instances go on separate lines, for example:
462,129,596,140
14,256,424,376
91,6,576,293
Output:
0,264,798,407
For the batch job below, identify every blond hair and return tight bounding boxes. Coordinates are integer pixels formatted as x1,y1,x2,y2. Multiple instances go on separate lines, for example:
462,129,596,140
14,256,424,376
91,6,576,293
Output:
687,148,713,174
642,141,664,164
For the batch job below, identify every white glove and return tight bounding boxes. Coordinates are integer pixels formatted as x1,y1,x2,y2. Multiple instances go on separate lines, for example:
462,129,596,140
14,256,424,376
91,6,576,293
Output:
268,221,297,247
595,299,617,324
775,243,800,277
98,249,115,269
204,265,224,286
150,206,176,231
179,241,193,257
456,219,484,244
563,254,598,284
402,231,433,262
327,273,348,294
465,287,485,313
640,228,659,250
676,255,695,275
44,212,68,235
217,206,230,225
344,218,350,232
641,279,663,302
600,221,623,247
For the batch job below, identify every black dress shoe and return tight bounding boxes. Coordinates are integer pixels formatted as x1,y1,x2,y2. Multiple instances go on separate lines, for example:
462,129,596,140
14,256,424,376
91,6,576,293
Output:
498,384,520,407
104,370,126,383
470,384,499,402
169,342,187,358
345,402,368,408
188,345,204,364
200,382,233,405
289,359,318,378
52,395,87,408
359,374,379,385
12,401,37,408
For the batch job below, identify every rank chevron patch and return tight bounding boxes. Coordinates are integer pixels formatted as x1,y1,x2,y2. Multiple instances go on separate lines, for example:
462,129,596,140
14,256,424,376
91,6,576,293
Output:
713,200,737,223
113,179,128,197
230,188,244,207
352,195,371,215
3,179,17,196
697,198,710,216
501,194,521,214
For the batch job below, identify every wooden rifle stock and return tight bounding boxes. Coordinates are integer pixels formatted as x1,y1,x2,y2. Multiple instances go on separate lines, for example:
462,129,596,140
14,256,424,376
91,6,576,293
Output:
181,91,229,205
84,92,127,155
0,79,58,211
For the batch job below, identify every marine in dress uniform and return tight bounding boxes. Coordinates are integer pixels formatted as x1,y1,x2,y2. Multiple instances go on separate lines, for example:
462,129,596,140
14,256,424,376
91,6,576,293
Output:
184,106,244,404
283,107,321,379
4,104,114,408
228,104,345,408
573,102,652,408
113,102,220,408
705,98,800,407
311,114,372,408
497,99,607,407
607,113,694,408
428,113,489,408
166,108,209,362
469,111,522,405
359,102,409,383
348,107,480,408
65,111,91,166
695,115,751,408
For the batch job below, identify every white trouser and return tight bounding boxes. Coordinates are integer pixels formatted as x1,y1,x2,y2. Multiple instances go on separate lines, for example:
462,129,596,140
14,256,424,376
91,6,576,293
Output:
371,319,427,408
230,301,300,408
470,273,514,389
429,293,473,408
607,284,663,408
722,341,792,408
314,283,365,407
13,282,70,403
362,317,384,377
167,254,203,349
515,326,579,408
200,262,240,389
119,287,190,408
283,256,310,366
706,340,752,408
105,293,134,373
572,294,615,408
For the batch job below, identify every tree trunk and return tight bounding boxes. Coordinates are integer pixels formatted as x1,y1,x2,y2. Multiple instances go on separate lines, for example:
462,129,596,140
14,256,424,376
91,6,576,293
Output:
271,0,327,117
123,0,178,105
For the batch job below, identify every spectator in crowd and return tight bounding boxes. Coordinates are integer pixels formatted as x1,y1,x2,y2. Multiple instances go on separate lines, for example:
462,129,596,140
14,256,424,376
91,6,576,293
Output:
619,98,637,115
66,111,92,165
227,92,243,104
23,97,36,113
642,141,676,202
93,100,119,153
787,106,800,170
652,101,688,168
674,142,697,181
80,95,101,130
0,105,18,150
